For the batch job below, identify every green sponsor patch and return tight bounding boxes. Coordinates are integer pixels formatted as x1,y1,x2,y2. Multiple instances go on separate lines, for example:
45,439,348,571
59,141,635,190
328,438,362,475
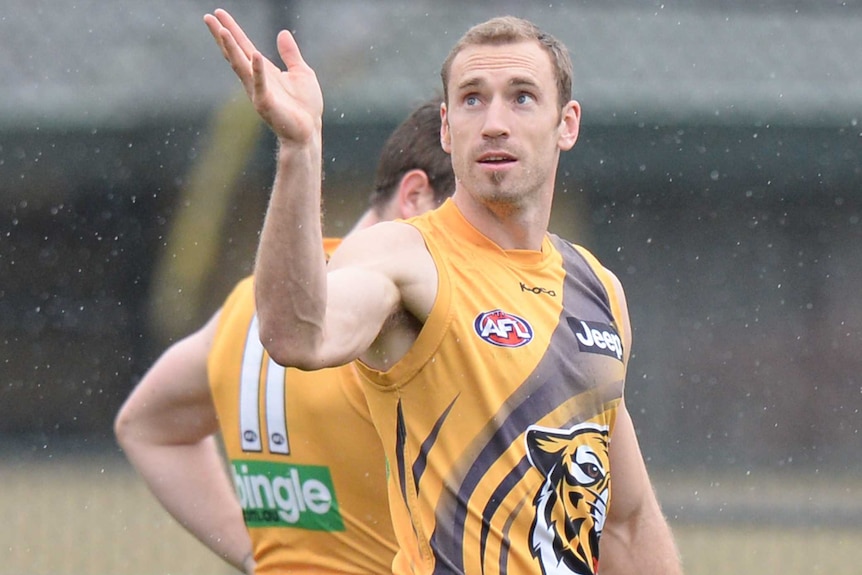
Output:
232,460,344,531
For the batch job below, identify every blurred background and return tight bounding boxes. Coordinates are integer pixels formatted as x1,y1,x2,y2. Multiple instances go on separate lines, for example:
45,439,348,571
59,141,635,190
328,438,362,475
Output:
1,0,861,573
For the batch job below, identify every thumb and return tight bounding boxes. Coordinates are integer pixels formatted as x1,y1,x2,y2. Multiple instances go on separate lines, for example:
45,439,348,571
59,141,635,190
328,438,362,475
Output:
276,29,306,71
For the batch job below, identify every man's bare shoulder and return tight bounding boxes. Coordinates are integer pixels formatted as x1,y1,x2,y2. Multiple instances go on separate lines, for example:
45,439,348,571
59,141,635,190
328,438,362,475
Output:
329,220,428,272
330,220,437,323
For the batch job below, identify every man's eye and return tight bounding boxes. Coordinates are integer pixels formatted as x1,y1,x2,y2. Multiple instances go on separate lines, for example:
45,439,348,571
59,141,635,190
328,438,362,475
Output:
516,93,534,105
465,95,479,106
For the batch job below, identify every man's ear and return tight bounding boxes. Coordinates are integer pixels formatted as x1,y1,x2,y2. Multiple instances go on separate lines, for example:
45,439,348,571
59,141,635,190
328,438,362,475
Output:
558,100,581,151
440,103,452,153
397,169,437,218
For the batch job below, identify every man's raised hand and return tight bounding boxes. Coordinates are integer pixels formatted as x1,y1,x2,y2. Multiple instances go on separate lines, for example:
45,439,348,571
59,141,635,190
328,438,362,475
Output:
203,8,323,147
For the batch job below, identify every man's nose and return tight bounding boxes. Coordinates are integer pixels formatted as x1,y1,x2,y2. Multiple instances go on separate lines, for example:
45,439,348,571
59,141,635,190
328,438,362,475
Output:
481,98,510,139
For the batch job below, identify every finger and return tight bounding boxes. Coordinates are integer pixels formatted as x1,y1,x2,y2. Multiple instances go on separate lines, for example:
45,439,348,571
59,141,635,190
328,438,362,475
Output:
210,27,257,96
276,29,307,71
204,14,248,70
213,8,258,60
203,14,231,59
203,14,223,46
251,52,268,99
202,13,219,34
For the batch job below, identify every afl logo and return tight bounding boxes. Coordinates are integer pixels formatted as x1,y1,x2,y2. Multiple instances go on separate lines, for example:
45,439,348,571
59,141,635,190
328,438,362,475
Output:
474,309,534,348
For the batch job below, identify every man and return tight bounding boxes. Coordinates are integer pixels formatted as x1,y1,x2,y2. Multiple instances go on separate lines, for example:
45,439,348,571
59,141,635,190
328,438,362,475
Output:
114,99,456,575
205,8,682,575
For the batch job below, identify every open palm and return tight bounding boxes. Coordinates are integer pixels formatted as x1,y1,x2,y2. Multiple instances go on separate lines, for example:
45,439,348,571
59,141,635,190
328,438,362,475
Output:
204,9,323,146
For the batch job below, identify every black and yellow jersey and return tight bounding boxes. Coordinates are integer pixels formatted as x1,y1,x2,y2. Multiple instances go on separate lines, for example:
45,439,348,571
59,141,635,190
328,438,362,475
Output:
357,200,627,575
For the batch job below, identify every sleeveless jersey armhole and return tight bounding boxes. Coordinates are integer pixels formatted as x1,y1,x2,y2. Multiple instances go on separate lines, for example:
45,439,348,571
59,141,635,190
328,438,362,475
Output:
208,276,255,376
356,225,452,391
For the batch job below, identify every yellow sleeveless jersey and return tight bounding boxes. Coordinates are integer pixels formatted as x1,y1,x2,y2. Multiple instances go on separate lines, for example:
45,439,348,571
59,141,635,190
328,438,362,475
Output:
356,200,628,575
208,238,397,575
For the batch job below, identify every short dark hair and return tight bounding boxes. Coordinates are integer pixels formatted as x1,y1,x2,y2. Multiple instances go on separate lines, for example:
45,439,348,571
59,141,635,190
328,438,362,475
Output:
369,97,455,213
441,16,573,110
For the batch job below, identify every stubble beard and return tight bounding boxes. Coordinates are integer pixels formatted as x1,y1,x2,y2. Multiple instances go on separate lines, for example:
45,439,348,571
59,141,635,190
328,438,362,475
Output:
481,165,544,211
482,170,520,207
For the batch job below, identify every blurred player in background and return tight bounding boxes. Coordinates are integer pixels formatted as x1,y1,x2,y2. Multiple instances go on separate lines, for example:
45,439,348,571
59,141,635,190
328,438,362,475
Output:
114,98,455,575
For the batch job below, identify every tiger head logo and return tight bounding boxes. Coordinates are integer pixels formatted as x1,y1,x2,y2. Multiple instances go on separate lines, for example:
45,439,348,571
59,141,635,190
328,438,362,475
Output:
525,422,611,575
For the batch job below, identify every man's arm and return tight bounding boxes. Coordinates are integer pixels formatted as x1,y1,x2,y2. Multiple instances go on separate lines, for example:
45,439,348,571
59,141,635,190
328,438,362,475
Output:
204,10,405,370
114,312,254,575
600,402,683,574
599,270,683,574
204,9,326,367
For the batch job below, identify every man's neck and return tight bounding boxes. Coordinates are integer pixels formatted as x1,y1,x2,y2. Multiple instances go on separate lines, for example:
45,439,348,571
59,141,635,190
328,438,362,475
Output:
346,208,383,236
452,192,550,251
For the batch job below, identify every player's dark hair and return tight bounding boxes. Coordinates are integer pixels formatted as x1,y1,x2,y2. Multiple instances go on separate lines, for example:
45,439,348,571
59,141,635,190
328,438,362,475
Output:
369,97,455,213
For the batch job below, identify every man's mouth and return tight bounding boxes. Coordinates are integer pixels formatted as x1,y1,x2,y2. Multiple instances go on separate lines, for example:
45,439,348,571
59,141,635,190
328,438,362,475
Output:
478,152,516,165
